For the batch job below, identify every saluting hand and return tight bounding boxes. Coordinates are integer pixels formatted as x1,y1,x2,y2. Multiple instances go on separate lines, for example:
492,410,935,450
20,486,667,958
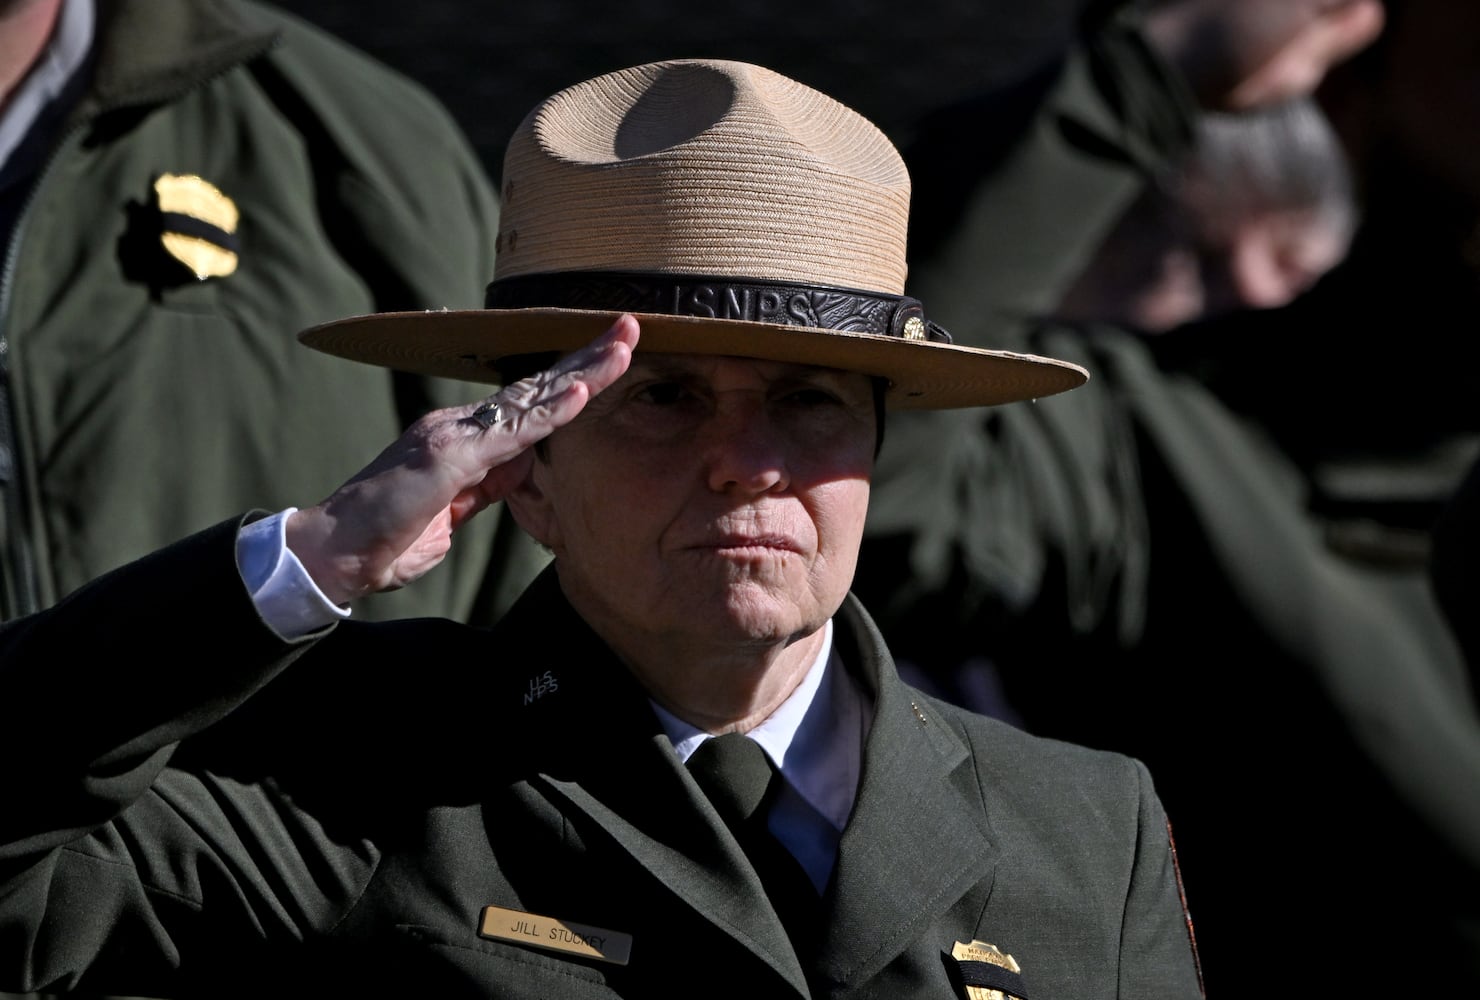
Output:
1143,0,1384,111
285,315,640,606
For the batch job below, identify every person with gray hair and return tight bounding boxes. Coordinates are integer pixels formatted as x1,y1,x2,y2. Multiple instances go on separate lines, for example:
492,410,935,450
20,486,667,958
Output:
1055,96,1357,332
860,4,1480,989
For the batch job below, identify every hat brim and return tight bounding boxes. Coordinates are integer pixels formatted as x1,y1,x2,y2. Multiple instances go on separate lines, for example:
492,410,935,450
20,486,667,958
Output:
298,307,1087,409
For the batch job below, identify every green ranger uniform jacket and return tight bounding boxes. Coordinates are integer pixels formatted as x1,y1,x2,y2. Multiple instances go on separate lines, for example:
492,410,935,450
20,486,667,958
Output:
0,518,1203,999
0,0,547,624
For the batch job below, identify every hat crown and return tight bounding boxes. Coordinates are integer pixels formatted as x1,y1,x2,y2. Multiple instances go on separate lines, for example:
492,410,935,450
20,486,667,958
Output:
495,59,912,294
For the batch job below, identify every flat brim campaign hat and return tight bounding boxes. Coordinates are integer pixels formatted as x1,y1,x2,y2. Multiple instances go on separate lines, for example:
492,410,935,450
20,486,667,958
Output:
299,58,1087,409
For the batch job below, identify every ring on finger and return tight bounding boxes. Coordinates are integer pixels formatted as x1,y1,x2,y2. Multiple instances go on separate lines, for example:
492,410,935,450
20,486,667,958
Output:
470,398,500,430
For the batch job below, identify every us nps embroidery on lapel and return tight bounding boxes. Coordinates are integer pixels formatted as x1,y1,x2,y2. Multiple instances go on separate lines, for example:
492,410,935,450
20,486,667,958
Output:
522,670,559,705
950,939,1027,1000
479,905,632,966
153,173,240,279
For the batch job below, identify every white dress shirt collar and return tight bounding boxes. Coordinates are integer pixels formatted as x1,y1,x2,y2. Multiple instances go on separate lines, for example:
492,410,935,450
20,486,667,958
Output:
651,619,872,891
0,0,94,172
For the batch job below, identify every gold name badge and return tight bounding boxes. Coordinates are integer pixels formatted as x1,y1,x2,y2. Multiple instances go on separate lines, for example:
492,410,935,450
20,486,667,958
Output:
951,939,1024,1000
479,905,632,966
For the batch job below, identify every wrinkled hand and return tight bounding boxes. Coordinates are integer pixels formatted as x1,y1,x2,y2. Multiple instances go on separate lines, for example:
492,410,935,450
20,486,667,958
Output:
286,315,639,605
1144,0,1384,110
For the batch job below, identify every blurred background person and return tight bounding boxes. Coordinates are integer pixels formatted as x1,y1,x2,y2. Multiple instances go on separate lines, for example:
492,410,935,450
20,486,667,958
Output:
859,2,1480,992
0,0,548,626
1055,97,1357,333
1174,0,1480,585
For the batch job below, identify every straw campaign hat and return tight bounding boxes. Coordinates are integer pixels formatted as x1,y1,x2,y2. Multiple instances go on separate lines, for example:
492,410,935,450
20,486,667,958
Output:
299,59,1087,409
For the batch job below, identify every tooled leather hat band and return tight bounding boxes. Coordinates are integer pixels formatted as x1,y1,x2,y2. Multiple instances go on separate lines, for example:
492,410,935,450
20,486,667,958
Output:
484,271,954,344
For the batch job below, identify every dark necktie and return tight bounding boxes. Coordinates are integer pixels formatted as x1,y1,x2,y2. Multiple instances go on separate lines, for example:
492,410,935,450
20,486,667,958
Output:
686,733,822,951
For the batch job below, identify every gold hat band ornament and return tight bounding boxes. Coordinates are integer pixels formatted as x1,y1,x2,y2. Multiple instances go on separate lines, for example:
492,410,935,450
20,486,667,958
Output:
299,59,1088,410
153,173,239,279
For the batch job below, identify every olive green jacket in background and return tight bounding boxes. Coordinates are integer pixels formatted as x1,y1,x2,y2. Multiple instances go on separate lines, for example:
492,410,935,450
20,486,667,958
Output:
866,2,1195,653
0,0,548,624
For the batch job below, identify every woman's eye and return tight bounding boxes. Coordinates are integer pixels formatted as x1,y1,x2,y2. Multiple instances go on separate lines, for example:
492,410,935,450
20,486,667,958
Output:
634,382,691,406
783,388,841,407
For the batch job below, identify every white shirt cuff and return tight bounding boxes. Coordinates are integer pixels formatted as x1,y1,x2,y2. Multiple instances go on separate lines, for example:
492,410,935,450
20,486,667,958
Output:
236,508,350,639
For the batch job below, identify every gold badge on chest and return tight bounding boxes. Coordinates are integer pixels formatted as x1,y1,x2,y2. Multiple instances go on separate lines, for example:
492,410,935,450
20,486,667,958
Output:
950,939,1027,1000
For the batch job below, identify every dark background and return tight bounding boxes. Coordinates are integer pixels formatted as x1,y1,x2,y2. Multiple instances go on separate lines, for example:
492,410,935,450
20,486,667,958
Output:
276,0,1088,179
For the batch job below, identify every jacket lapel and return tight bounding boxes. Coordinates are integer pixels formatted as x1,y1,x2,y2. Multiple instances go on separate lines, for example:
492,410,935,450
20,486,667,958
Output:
499,569,812,996
813,595,1000,988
